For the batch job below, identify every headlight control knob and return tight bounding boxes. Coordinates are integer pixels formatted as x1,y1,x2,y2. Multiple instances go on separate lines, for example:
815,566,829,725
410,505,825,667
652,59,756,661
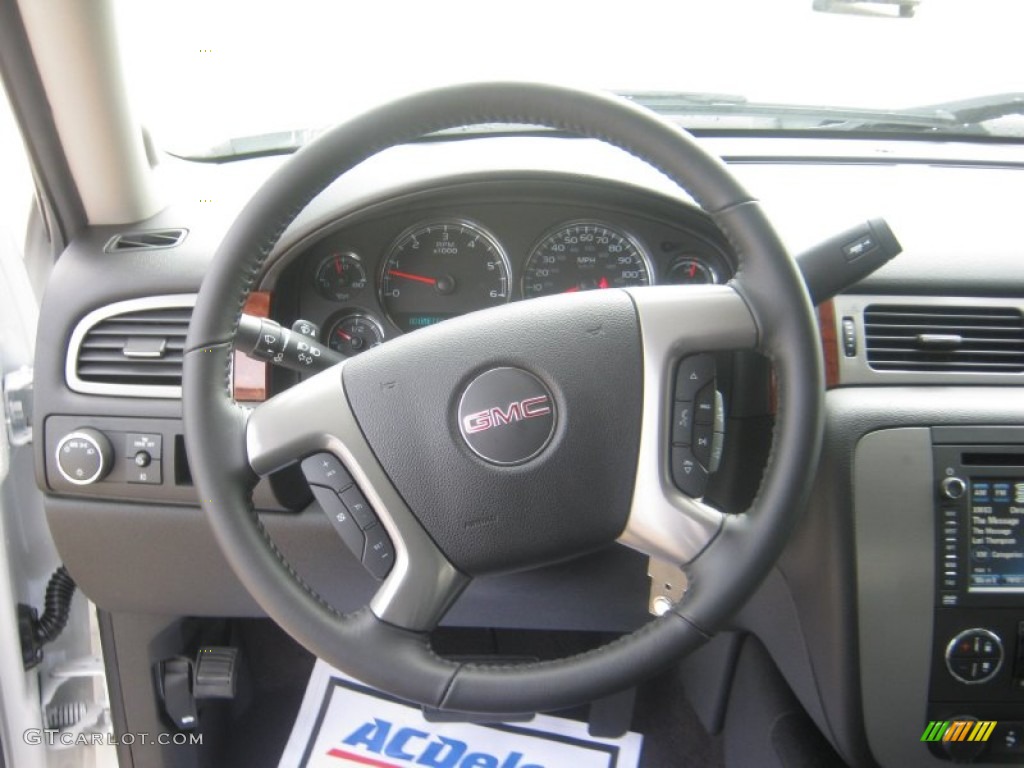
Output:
55,428,113,485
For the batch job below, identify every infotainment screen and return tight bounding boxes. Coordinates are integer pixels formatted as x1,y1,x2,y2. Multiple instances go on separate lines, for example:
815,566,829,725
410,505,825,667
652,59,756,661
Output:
969,478,1024,591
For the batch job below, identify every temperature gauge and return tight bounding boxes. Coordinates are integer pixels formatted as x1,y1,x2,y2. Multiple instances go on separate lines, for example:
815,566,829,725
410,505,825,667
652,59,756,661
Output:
666,257,718,286
314,252,368,302
326,313,384,357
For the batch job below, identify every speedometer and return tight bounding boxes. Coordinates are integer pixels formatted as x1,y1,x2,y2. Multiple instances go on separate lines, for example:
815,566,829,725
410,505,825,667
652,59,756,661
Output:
522,221,652,299
380,220,510,333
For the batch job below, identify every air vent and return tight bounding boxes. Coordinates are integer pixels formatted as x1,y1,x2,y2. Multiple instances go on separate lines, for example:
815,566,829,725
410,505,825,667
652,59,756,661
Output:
864,304,1024,373
67,295,196,397
104,229,187,253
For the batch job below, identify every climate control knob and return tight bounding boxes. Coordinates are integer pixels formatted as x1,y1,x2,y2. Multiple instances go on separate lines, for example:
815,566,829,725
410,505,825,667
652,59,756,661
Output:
55,429,113,485
946,628,1003,685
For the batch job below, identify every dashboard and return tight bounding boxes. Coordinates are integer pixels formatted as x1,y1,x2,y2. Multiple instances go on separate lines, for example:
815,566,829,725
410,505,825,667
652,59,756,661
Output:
30,134,1024,767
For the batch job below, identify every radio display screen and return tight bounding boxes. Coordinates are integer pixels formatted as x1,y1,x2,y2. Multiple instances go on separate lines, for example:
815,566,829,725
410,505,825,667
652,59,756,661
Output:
969,478,1024,591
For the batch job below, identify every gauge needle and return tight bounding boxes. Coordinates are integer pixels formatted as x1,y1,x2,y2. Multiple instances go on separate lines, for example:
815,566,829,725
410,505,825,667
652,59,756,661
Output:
388,269,437,286
598,276,610,289
563,285,580,293
335,329,352,341
334,256,343,275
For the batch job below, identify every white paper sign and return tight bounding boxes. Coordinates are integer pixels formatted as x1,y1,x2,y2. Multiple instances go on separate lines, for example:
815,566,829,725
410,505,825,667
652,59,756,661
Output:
279,660,643,768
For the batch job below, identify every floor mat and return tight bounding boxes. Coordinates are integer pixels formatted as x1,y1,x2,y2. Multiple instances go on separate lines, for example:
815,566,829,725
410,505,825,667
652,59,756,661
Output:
279,659,643,768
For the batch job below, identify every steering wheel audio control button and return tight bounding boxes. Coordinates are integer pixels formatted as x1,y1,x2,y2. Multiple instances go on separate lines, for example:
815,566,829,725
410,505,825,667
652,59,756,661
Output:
693,423,714,466
361,524,395,580
301,453,354,493
671,446,708,497
674,354,715,401
310,485,366,562
694,384,716,424
341,487,377,530
672,403,693,445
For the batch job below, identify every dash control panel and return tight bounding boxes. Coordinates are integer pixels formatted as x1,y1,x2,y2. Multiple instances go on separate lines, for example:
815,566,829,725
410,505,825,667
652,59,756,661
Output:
300,453,395,580
669,354,725,498
926,436,1024,762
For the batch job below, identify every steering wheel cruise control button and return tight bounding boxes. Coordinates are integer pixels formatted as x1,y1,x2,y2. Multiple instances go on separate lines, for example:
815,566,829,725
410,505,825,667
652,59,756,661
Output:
301,453,354,493
361,524,395,580
340,487,377,530
301,453,390,577
674,354,714,401
309,485,365,562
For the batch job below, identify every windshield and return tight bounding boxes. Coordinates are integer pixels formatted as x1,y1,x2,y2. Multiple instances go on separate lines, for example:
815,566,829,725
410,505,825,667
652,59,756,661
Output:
115,0,1024,157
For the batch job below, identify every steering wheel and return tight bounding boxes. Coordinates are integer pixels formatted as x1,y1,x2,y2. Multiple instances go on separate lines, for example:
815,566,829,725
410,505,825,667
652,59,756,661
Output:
183,82,824,715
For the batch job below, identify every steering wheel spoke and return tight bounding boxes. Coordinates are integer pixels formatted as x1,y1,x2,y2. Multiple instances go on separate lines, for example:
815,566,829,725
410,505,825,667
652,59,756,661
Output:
246,367,468,631
619,284,758,565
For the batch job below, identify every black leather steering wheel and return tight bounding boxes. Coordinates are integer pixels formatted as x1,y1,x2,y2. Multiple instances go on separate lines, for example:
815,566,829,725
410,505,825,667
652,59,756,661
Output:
183,82,824,715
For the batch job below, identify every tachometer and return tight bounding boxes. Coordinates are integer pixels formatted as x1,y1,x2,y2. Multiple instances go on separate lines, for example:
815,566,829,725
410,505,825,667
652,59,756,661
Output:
523,221,652,299
380,220,510,332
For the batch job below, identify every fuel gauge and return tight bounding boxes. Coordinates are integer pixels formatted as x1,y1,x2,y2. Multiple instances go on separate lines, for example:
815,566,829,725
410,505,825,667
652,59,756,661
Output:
666,257,718,286
326,313,384,357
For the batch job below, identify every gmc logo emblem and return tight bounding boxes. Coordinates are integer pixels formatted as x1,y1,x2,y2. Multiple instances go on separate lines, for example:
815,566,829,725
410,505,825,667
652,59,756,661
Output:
462,396,552,435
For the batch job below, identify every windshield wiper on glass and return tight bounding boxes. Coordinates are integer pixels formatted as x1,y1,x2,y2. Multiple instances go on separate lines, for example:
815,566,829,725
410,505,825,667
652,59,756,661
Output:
621,91,1024,138
913,93,1024,128
170,128,324,162
172,123,571,161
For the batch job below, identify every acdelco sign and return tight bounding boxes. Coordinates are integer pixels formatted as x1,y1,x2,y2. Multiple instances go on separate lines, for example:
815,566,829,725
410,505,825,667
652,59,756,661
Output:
328,718,544,768
456,368,556,466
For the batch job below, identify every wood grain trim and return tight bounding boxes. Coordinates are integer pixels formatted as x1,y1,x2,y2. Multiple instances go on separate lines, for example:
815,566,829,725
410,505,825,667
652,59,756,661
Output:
817,299,840,389
233,291,270,402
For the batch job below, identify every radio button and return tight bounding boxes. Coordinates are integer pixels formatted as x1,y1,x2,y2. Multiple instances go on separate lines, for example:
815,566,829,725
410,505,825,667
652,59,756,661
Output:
941,476,967,500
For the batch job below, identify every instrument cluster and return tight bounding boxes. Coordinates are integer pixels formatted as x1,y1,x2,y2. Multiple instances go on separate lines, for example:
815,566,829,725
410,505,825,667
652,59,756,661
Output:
276,189,734,358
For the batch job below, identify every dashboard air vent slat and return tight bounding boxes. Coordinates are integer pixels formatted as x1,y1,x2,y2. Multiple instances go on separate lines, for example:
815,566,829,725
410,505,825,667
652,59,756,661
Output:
864,304,1024,374
104,229,187,253
71,301,194,395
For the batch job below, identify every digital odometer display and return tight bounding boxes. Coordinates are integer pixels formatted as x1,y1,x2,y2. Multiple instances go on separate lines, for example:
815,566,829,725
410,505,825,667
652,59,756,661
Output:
968,478,1024,590
522,221,652,298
